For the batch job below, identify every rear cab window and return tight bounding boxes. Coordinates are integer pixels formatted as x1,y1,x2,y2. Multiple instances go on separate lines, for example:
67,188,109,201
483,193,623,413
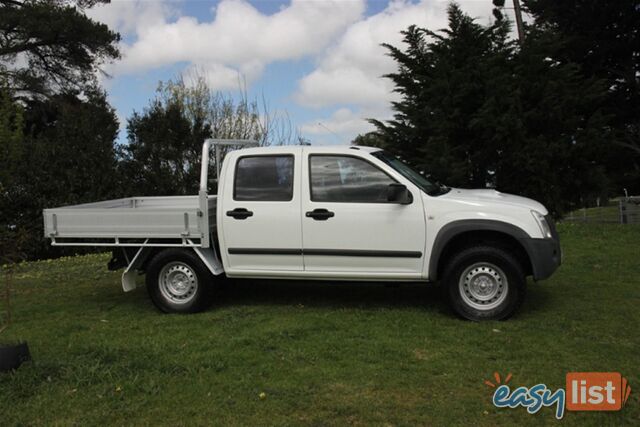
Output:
234,155,294,201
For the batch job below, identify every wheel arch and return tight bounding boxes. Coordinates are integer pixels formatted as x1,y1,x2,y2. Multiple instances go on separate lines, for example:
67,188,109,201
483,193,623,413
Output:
137,247,223,276
116,246,223,293
429,220,533,281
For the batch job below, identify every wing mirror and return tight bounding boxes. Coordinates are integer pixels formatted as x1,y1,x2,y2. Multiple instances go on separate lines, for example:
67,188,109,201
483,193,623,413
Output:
387,183,413,204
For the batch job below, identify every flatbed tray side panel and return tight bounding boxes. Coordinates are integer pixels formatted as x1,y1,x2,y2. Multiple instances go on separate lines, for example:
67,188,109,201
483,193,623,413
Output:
44,196,205,240
51,196,201,210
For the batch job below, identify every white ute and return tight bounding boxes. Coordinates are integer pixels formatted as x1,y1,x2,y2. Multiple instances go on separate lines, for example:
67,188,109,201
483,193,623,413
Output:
44,140,561,320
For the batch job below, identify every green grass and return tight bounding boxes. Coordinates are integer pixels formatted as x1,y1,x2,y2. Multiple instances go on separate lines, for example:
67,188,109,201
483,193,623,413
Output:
1,223,639,425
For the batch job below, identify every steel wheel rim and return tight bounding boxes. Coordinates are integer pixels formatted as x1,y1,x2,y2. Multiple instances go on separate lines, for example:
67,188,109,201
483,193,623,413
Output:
158,261,198,305
458,262,508,311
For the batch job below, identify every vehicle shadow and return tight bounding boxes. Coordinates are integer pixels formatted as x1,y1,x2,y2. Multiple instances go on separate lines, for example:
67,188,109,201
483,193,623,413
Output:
520,279,553,316
122,277,549,317
212,278,448,313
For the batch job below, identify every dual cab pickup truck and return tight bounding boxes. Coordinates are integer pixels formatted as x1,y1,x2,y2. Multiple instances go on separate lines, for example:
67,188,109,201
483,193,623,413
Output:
44,140,561,320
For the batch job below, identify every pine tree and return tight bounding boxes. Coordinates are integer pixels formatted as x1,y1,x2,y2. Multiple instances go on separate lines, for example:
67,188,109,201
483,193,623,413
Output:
370,4,610,216
0,88,120,259
0,0,120,97
0,85,23,188
524,0,640,193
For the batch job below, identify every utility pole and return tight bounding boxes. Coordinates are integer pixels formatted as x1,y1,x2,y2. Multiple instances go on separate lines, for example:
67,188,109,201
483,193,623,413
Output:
512,0,525,42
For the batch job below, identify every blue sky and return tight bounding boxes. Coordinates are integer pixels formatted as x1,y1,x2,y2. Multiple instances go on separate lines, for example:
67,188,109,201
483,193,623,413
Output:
88,1,504,145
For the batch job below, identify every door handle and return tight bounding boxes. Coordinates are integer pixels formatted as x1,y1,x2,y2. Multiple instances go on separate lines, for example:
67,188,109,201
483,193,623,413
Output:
305,208,335,221
226,208,253,220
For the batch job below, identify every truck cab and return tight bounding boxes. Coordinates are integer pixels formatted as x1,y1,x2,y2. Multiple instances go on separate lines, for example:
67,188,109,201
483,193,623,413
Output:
215,145,560,320
44,141,561,320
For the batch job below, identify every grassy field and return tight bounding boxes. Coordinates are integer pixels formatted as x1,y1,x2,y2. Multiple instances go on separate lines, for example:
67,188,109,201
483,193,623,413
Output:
0,223,638,425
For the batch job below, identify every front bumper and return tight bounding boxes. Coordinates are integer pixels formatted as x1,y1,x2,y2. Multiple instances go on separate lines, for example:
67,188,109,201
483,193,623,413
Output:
522,238,561,280
520,215,561,280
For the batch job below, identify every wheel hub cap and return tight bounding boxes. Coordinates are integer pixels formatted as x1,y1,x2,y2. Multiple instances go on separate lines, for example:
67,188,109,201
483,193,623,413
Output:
159,262,198,304
459,263,508,311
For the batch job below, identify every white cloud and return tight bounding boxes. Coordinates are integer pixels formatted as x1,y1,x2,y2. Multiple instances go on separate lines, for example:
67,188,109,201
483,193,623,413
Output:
295,0,501,143
87,0,175,37
85,0,519,144
301,107,374,136
295,0,496,109
97,0,365,87
300,106,393,145
182,61,264,91
296,67,396,108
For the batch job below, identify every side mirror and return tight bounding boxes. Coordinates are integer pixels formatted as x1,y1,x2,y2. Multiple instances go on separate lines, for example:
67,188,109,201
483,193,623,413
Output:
387,183,412,204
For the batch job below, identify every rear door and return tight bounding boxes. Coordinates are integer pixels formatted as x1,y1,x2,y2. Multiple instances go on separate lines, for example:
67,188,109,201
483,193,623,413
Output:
219,149,303,273
301,150,426,278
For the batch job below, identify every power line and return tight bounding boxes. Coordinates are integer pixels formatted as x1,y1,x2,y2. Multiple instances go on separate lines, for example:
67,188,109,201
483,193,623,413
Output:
317,122,342,143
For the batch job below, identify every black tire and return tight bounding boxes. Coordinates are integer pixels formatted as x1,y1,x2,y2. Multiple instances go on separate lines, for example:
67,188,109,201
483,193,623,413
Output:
442,245,526,321
0,342,31,372
145,249,214,314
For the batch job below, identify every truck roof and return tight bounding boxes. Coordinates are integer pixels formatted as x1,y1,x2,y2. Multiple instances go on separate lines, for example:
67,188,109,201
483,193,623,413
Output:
230,145,382,156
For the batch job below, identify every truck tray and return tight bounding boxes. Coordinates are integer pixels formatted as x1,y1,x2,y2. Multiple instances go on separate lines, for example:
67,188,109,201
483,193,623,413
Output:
43,195,217,247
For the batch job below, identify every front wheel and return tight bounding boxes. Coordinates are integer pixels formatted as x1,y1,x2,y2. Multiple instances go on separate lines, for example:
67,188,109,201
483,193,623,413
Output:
145,249,214,313
442,246,526,321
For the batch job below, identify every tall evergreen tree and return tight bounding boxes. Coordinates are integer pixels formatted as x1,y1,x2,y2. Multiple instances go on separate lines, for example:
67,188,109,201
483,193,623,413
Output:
0,84,24,262
1,1,125,260
523,0,640,193
370,4,609,216
370,6,514,188
489,27,610,214
0,0,120,98
0,84,23,188
0,88,120,259
121,98,210,196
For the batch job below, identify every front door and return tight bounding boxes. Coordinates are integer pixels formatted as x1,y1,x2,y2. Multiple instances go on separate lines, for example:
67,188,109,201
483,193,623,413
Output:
301,152,426,278
220,151,303,273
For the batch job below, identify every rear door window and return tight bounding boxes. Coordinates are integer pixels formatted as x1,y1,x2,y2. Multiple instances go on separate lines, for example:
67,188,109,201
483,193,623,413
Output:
234,155,294,201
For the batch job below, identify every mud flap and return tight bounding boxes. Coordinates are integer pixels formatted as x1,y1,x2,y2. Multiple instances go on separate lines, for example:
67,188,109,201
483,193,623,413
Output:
121,247,152,292
193,245,224,275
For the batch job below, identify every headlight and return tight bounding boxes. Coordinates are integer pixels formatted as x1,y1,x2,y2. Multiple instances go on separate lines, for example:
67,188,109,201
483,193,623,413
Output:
531,210,552,239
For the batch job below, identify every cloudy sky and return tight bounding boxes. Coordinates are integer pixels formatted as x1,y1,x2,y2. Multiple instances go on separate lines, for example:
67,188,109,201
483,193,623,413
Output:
88,0,515,145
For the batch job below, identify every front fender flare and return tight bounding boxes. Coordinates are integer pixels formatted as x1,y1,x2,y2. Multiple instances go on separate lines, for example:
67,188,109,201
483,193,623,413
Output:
428,219,531,281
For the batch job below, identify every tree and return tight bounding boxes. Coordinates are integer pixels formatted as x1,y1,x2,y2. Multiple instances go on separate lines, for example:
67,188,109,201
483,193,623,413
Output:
371,6,516,188
121,97,211,196
0,87,120,259
121,75,296,196
0,83,25,266
489,27,610,214
351,132,386,148
0,83,23,188
370,4,610,216
0,1,123,260
0,0,120,98
523,0,640,193
162,75,295,146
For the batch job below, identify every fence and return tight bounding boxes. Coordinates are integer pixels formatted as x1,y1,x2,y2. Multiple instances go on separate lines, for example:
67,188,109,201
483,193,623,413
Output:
620,197,640,224
563,197,640,224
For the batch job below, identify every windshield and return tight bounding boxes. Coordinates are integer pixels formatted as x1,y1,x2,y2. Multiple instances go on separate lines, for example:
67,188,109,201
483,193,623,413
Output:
371,151,449,196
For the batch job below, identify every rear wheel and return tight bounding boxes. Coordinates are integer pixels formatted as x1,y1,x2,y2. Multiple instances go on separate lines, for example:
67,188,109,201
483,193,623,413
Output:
145,249,214,313
443,245,526,321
